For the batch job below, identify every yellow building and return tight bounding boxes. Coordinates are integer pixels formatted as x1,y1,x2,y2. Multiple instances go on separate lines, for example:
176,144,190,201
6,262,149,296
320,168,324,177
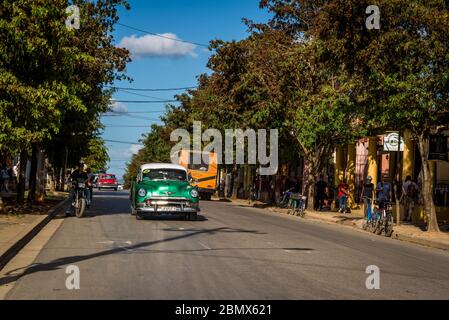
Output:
334,131,449,223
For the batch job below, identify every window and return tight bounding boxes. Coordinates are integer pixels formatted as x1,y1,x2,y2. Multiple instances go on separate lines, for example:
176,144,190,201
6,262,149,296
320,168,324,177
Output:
101,174,116,180
142,169,187,182
188,153,210,172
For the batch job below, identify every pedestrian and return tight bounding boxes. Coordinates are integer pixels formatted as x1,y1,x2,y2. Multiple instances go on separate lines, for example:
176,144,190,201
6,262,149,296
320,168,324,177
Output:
0,164,9,192
401,176,419,222
361,176,375,218
0,164,4,192
337,179,350,213
7,167,15,192
316,174,327,211
376,177,392,210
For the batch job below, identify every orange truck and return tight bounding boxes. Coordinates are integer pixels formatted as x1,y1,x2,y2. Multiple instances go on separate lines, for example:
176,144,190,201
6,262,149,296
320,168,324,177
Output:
179,150,218,200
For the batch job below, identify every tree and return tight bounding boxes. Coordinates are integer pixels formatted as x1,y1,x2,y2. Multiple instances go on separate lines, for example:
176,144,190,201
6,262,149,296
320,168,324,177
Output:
261,0,449,230
82,137,110,172
0,0,131,202
123,124,173,188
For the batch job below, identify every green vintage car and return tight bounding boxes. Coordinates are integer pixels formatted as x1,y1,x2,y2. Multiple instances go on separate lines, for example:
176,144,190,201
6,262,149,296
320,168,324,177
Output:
130,163,200,220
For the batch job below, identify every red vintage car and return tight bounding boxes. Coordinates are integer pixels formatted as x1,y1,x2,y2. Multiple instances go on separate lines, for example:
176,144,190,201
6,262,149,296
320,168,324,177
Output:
97,173,119,191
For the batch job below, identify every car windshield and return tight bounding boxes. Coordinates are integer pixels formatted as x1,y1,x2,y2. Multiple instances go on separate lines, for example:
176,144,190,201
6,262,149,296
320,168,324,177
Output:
142,169,187,182
101,175,116,180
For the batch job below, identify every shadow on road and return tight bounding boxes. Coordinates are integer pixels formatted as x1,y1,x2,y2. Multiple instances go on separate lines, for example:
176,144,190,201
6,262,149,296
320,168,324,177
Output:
0,227,264,287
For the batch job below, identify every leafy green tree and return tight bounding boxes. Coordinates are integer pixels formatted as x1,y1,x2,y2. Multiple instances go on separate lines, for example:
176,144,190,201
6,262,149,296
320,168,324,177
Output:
0,0,130,202
123,124,173,188
82,137,110,172
261,0,449,231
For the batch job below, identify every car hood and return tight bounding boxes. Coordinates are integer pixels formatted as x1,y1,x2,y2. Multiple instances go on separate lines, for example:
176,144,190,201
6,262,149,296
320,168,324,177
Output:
138,180,192,197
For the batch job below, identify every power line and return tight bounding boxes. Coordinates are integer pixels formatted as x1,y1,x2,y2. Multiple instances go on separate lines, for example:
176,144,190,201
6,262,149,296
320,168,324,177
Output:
103,124,151,128
117,89,171,101
104,139,144,145
111,100,177,103
116,22,209,48
106,85,197,92
106,111,165,114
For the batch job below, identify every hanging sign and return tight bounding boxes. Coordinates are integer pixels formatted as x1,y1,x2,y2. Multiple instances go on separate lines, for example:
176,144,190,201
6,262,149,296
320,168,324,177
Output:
383,133,405,152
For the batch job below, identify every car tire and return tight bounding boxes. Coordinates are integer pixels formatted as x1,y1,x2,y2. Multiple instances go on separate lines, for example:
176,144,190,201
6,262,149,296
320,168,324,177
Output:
136,213,143,220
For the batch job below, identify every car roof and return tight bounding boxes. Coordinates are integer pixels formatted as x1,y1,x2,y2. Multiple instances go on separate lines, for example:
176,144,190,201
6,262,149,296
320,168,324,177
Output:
140,163,187,172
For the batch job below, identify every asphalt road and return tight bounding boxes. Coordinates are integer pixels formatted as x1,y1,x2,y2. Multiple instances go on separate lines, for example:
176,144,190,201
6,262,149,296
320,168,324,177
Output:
2,190,449,300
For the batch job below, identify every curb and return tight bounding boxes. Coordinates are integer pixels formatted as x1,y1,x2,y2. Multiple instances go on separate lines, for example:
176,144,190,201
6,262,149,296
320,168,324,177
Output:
0,199,67,272
392,232,449,251
304,212,449,251
229,199,449,252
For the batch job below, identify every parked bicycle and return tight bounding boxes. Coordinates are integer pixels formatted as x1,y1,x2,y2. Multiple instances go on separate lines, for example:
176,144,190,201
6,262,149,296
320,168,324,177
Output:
278,187,295,208
362,198,394,237
374,201,394,237
287,193,307,218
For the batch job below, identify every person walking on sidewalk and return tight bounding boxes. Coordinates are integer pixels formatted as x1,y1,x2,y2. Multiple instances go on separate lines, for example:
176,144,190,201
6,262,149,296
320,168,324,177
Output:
401,176,419,222
0,164,9,193
337,179,350,213
316,175,327,211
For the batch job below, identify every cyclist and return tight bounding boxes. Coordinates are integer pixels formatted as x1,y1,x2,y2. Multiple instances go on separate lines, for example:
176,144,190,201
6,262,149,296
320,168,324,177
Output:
361,176,375,218
376,177,392,210
65,162,89,216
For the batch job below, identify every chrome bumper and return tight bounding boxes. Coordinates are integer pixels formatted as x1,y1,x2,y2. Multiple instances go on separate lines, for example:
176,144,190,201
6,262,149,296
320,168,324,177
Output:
137,198,200,214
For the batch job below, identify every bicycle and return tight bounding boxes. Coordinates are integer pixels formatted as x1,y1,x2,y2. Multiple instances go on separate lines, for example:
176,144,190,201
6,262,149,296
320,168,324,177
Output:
287,193,307,218
378,201,394,237
362,197,376,232
372,201,394,237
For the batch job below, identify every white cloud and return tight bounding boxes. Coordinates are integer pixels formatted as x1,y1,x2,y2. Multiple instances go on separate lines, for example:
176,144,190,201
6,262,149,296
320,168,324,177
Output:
129,144,143,155
105,101,128,116
118,34,197,58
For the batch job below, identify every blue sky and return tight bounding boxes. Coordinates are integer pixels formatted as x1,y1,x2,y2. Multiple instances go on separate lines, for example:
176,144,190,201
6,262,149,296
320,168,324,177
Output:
102,0,271,180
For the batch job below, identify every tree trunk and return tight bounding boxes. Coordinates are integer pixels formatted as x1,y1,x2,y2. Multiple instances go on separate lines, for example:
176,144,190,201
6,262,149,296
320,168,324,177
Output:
16,150,28,204
306,171,315,211
27,144,38,204
60,147,68,192
302,146,328,211
417,133,440,232
36,149,46,203
231,165,239,199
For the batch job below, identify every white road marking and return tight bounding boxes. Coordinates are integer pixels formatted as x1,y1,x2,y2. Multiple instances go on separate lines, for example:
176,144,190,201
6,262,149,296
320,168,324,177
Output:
199,242,211,250
97,241,115,245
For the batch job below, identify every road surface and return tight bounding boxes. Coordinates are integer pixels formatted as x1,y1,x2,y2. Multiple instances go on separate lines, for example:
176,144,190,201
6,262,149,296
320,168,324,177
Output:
2,190,449,299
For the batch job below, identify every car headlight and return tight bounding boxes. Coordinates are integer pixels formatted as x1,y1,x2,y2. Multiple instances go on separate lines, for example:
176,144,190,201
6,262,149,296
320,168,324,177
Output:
190,189,199,198
138,188,147,197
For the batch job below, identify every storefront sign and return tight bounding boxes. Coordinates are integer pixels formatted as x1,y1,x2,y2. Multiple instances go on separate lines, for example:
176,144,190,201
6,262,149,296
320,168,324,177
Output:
384,133,404,152
429,135,449,162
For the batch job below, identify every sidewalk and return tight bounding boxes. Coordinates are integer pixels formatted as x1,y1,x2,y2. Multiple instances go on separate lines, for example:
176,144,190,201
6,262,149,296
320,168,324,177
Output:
0,196,67,271
221,197,449,251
